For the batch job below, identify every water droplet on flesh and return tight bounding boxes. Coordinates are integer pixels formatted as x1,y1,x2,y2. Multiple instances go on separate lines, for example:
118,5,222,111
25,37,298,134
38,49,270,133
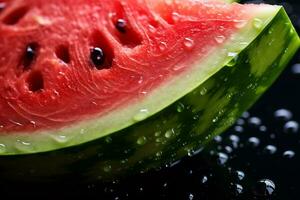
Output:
183,38,194,49
159,42,167,51
215,35,226,44
253,18,263,29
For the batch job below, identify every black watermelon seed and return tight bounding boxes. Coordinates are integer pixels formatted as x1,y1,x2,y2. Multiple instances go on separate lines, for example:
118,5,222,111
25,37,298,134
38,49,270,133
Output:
91,47,105,68
0,3,5,12
23,43,38,70
116,19,127,33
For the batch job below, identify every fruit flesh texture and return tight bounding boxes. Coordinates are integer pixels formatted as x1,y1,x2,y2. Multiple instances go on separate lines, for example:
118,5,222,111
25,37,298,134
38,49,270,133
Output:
0,8,298,182
0,0,256,133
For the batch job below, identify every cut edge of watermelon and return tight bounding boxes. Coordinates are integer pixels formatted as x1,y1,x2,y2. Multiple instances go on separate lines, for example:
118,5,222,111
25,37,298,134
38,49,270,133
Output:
0,5,298,155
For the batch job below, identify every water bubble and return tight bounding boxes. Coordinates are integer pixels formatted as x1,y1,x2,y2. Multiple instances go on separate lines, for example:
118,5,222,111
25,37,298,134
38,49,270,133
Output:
283,150,295,159
236,118,245,126
200,87,207,95
242,112,250,119
227,52,238,67
259,125,267,132
291,63,300,75
254,179,276,197
103,165,112,173
224,146,233,154
253,18,263,29
188,193,194,200
216,152,229,165
234,170,245,181
201,176,208,184
165,129,174,138
247,137,260,148
52,135,69,143
172,12,180,23
229,135,240,147
248,117,262,128
133,109,149,121
105,136,112,143
0,143,6,153
274,109,293,121
283,121,299,134
215,35,226,44
183,37,195,50
177,103,185,113
214,135,222,143
234,19,248,29
15,140,33,152
232,184,243,195
159,42,167,51
234,125,244,133
137,136,147,145
263,145,277,155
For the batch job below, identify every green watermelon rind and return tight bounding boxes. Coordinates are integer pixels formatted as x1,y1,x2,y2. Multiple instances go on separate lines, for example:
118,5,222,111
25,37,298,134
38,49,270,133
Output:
0,7,298,182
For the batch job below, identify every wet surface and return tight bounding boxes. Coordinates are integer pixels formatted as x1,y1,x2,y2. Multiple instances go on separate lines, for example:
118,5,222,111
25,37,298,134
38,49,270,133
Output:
1,0,300,198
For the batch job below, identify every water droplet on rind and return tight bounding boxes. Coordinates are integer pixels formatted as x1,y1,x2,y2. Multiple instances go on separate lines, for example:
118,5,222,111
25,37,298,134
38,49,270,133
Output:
253,18,263,29
133,109,149,121
137,136,147,145
15,140,33,152
0,144,6,153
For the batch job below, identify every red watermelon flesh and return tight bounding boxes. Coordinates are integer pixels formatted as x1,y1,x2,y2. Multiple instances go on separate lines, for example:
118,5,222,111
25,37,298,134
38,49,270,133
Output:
0,0,268,133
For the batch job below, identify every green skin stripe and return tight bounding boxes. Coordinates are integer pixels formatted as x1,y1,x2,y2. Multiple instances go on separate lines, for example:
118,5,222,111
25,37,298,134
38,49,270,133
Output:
0,8,298,182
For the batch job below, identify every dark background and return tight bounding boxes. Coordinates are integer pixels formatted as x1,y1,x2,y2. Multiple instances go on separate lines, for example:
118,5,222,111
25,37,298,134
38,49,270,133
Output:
2,0,300,199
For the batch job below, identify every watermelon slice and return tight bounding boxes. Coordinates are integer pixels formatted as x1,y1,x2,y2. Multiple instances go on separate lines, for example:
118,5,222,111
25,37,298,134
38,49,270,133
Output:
0,0,299,182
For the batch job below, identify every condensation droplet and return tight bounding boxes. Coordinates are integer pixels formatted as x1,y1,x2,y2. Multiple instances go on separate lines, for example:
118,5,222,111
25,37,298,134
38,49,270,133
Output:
137,136,147,145
215,35,226,44
0,144,6,153
200,87,207,95
253,18,263,29
103,165,112,173
172,12,180,23
177,103,185,113
52,135,69,143
227,52,238,67
133,109,149,122
159,42,167,51
165,129,174,138
234,20,247,28
15,140,33,152
183,37,194,49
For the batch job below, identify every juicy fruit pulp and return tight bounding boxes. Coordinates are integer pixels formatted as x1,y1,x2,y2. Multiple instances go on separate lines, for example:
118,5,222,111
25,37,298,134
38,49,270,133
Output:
0,0,299,183
0,0,252,133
